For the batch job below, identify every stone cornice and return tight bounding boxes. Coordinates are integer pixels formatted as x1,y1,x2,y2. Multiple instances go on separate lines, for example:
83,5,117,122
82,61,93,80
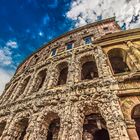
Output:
94,28,140,46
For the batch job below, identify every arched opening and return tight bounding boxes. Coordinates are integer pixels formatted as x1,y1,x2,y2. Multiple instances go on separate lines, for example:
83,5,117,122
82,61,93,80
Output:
80,55,98,80
57,62,68,85
40,112,60,140
0,121,6,137
108,48,130,74
15,118,29,140
94,129,110,140
29,54,39,66
34,69,47,92
20,76,31,94
132,104,140,139
47,118,60,140
83,114,110,140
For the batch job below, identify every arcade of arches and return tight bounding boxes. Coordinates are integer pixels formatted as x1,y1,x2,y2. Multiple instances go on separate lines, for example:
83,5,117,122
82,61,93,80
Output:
0,18,140,140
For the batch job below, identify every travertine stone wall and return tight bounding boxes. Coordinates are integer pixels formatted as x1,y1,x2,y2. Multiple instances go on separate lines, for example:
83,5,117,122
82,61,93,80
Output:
0,18,140,140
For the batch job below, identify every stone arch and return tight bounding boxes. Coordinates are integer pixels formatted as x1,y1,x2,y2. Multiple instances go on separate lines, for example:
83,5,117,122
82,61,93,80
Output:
131,104,140,139
79,54,98,80
107,48,130,74
29,54,39,66
32,68,47,92
8,111,31,140
52,60,69,86
57,61,68,85
121,97,140,120
82,108,110,140
20,75,31,95
36,109,61,140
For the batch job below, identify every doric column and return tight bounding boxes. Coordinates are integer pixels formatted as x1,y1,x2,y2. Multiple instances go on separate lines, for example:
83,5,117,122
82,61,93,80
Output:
93,45,113,78
58,102,84,140
126,120,139,140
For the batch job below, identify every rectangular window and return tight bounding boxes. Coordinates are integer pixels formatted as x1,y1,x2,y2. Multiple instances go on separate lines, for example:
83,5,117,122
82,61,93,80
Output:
51,48,56,56
84,36,92,44
66,42,73,50
103,27,109,32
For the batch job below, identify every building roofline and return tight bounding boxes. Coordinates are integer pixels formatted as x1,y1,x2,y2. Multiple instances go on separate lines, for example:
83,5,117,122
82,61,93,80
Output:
16,17,118,71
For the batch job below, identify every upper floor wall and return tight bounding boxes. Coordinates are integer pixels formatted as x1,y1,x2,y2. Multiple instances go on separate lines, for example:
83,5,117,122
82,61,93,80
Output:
15,17,120,76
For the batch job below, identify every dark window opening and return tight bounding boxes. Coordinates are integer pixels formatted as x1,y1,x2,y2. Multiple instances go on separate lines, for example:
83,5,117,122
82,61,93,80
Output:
84,36,92,44
47,118,60,140
83,114,110,140
132,105,140,139
21,76,31,94
35,69,47,91
19,118,29,140
51,48,56,56
57,67,68,85
108,48,130,74
0,122,6,137
103,27,109,32
66,43,73,50
81,61,98,80
94,129,110,140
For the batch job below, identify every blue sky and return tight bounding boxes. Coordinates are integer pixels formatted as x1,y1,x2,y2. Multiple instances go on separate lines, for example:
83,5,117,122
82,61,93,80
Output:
0,0,140,93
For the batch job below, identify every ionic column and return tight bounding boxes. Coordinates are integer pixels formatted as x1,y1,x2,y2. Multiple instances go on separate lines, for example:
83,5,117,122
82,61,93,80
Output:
127,41,140,62
93,45,113,78
127,41,140,70
126,120,139,140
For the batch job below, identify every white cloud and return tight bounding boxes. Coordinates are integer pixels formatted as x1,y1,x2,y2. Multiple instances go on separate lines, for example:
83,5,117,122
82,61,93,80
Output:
0,40,18,94
67,0,140,29
0,68,13,94
6,40,18,48
0,40,18,66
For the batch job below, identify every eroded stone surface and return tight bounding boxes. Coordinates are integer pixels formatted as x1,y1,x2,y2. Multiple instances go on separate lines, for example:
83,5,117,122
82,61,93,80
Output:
0,18,140,140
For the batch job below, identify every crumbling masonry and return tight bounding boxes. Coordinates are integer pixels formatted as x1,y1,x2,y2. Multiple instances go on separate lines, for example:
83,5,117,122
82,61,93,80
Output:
0,18,140,140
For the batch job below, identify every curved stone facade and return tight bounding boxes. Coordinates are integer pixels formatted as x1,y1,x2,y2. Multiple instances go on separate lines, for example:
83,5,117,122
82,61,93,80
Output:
0,17,140,140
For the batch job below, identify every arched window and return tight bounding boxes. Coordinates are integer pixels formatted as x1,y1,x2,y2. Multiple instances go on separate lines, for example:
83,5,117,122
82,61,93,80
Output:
40,112,60,140
108,48,130,74
34,69,47,92
83,114,110,140
20,76,31,94
13,118,29,140
0,121,6,137
47,118,60,140
80,55,98,80
29,54,39,66
132,104,140,139
57,62,68,85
